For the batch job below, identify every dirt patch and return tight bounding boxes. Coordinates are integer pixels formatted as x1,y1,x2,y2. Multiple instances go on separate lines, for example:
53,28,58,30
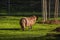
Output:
38,20,60,24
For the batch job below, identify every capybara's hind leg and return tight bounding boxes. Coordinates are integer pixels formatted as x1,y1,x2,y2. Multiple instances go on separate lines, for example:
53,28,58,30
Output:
22,22,25,31
21,19,26,31
21,26,25,31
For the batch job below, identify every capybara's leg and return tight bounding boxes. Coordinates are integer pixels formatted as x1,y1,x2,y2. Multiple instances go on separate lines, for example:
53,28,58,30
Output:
21,26,24,31
29,26,32,30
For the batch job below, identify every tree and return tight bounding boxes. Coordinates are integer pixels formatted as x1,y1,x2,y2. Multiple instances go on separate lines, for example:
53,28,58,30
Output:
54,0,59,20
42,0,47,23
48,0,50,20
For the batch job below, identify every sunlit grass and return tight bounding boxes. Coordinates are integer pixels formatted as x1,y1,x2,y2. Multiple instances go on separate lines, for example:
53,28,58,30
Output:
0,16,60,40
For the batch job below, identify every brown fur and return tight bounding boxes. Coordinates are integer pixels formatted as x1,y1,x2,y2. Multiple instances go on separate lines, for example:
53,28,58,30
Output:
20,15,37,31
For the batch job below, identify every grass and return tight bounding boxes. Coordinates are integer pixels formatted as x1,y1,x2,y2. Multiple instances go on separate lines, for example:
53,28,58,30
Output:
0,16,60,40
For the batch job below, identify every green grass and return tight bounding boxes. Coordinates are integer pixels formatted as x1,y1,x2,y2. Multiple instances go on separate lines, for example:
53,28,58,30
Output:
0,16,60,40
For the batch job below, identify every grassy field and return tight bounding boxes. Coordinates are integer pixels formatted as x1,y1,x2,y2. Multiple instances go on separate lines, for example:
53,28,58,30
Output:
0,16,60,40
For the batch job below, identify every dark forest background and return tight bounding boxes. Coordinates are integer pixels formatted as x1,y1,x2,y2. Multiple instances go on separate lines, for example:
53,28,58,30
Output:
0,0,60,16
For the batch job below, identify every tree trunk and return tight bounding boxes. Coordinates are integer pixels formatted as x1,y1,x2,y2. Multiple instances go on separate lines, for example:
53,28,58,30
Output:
54,0,59,20
49,0,50,20
42,0,47,23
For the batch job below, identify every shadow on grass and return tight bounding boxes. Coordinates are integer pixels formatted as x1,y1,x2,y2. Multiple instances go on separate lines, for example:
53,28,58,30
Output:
52,27,60,32
0,28,20,30
0,28,47,31
0,32,60,40
0,16,6,19
0,27,60,40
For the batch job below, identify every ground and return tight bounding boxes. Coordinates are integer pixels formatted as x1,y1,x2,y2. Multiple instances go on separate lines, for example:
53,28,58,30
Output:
0,16,60,40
